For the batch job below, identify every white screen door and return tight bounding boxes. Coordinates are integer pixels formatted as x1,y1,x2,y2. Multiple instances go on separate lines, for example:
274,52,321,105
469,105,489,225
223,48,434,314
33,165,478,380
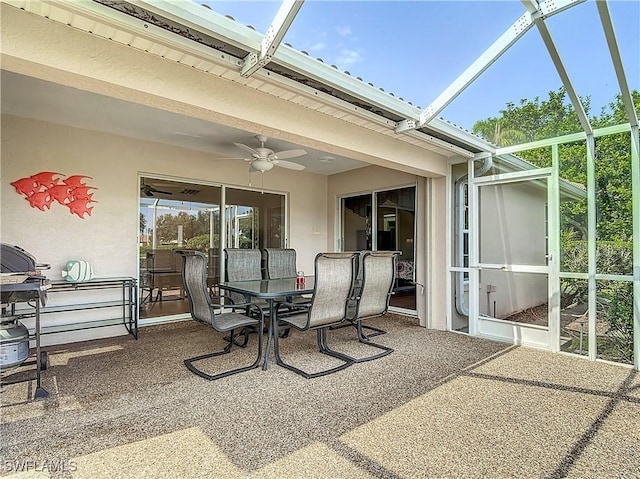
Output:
470,168,560,350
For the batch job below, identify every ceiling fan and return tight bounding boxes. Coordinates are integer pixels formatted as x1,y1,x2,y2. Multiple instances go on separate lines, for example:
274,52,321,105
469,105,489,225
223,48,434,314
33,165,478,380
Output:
229,135,306,172
140,182,173,197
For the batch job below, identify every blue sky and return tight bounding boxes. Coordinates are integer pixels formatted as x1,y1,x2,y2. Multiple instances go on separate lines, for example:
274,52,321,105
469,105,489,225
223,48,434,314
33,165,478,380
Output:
205,0,640,131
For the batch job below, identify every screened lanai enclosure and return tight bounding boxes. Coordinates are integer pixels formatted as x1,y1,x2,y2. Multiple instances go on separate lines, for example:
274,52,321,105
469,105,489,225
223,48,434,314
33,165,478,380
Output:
1,0,638,370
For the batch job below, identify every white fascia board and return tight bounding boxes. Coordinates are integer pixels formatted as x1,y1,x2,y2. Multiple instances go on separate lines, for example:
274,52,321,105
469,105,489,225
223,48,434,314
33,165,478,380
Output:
428,118,496,153
135,0,263,54
43,0,483,156
596,0,639,128
273,44,421,120
241,0,304,78
34,0,242,69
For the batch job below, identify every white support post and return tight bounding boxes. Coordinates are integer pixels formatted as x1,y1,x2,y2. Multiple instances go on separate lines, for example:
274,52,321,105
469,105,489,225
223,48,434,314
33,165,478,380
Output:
241,0,304,77
631,127,640,370
549,144,561,352
595,1,638,369
468,157,479,336
586,134,597,361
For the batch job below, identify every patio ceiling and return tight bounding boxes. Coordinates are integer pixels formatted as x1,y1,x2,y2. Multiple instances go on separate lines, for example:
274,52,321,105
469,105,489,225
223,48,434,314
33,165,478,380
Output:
0,70,367,176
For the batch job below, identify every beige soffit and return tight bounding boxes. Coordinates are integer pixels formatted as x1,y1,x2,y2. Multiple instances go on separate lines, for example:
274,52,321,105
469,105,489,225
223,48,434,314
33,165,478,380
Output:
7,0,493,159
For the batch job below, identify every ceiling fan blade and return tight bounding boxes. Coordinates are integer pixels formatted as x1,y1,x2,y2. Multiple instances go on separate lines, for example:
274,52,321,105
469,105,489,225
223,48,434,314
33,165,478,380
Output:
234,143,260,157
141,184,173,196
272,148,306,160
274,160,305,171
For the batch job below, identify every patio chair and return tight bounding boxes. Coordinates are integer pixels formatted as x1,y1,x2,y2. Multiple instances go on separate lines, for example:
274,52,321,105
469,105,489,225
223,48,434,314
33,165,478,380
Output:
272,252,358,379
177,250,264,380
343,250,400,363
264,248,297,279
264,248,311,311
224,248,269,310
332,250,386,338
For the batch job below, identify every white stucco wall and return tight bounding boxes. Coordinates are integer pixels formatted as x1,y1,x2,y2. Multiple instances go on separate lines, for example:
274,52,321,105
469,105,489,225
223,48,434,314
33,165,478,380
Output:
1,114,328,343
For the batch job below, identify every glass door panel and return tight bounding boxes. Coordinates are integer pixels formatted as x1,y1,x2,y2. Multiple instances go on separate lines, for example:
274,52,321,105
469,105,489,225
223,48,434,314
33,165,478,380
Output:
376,187,416,311
139,178,221,320
225,188,286,250
341,187,416,312
342,194,372,251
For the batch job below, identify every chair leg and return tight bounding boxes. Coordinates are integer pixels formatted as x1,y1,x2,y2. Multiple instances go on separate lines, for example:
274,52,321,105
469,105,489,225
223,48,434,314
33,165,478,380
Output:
325,321,393,364
350,321,393,363
317,327,358,362
184,327,263,381
359,323,387,338
329,321,386,338
272,320,354,379
223,326,254,347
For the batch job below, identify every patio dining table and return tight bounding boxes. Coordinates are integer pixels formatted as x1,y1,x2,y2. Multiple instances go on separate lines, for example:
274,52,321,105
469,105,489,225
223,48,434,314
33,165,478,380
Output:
218,276,314,370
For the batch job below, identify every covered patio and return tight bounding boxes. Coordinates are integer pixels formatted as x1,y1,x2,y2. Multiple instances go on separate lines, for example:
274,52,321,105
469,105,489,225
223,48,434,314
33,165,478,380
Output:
1,0,639,475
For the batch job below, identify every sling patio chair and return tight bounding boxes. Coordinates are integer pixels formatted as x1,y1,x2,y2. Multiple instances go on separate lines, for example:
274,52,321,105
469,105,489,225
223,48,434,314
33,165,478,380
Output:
264,248,297,279
264,248,311,311
342,250,400,363
272,252,358,379
177,250,264,380
332,250,388,338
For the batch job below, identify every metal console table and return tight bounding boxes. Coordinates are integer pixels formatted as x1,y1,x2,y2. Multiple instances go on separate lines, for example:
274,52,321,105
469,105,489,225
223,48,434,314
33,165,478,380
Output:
45,277,139,339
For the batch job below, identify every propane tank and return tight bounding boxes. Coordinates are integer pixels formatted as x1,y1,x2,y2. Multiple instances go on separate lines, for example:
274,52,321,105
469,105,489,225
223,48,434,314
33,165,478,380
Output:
0,319,30,370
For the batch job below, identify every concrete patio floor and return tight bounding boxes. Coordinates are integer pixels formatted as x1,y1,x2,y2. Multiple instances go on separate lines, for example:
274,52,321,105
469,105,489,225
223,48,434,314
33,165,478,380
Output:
1,314,638,478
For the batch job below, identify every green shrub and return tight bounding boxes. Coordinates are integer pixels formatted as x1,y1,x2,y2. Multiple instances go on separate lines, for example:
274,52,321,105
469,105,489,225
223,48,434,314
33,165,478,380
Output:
560,238,634,363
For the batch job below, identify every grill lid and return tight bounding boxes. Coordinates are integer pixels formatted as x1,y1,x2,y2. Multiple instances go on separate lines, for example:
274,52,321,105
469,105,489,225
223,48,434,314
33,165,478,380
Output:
1,243,49,273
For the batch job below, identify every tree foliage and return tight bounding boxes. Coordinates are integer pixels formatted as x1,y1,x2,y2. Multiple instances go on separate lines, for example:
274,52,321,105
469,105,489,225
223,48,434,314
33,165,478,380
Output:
472,87,639,243
155,211,212,245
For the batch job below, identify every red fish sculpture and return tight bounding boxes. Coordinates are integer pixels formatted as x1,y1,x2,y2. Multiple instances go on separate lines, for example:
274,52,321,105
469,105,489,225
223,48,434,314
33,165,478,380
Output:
48,184,75,205
10,177,39,197
71,185,97,201
63,175,93,188
13,172,97,219
67,199,96,218
30,172,63,189
26,191,53,211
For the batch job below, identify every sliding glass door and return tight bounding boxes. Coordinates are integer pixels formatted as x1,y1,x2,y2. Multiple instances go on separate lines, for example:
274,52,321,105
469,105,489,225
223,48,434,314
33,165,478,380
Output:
139,177,285,321
340,186,416,312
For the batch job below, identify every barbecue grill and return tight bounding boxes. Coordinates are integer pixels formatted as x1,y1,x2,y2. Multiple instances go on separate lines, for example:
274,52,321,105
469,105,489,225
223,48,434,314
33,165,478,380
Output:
0,243,51,398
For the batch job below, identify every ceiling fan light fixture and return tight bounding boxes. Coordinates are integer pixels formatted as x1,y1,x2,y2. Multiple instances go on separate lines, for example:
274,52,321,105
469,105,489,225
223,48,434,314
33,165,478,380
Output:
251,158,274,172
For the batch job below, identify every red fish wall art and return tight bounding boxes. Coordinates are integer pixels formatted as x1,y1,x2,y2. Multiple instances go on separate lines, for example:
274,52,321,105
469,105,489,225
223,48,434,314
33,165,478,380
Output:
10,172,97,219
